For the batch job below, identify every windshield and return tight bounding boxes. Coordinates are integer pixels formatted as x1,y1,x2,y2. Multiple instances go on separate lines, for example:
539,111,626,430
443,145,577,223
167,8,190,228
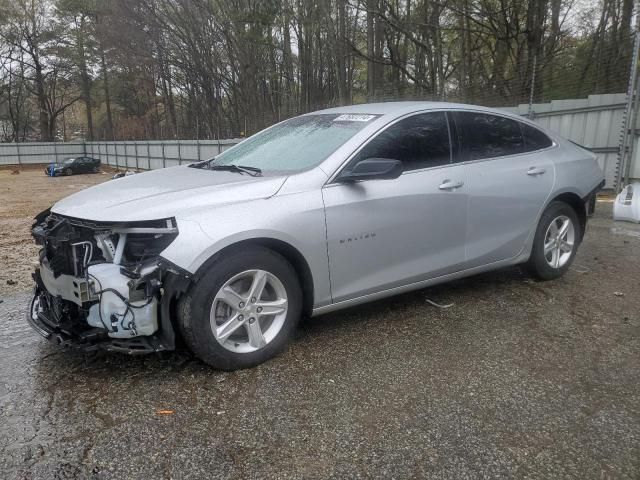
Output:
212,114,379,173
62,158,76,165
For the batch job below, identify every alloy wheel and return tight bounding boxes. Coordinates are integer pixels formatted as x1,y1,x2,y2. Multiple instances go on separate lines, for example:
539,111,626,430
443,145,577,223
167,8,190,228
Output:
210,269,288,353
543,215,575,269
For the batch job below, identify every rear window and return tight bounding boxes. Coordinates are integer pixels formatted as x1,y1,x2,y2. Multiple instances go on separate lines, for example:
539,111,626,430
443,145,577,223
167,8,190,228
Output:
522,124,553,151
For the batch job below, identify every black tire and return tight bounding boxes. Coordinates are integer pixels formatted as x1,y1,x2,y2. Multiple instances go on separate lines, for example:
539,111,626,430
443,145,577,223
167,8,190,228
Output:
178,246,302,370
527,201,581,280
64,168,72,176
92,166,99,173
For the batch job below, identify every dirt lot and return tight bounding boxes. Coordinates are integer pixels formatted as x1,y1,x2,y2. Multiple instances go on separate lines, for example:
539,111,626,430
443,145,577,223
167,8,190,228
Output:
0,167,114,294
0,168,639,479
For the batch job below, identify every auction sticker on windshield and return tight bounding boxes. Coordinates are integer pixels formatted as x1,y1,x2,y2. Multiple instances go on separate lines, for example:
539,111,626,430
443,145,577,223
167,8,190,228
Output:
333,114,377,122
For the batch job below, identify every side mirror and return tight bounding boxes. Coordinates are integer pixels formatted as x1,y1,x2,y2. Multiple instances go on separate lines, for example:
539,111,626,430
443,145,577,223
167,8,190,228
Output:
337,158,403,182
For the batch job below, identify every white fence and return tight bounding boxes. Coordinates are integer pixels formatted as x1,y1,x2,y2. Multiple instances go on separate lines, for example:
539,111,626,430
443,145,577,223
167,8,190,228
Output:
85,139,241,170
0,139,241,169
0,142,85,165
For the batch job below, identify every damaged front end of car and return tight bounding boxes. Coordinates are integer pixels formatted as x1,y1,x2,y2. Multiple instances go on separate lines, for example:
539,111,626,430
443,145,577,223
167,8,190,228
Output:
28,209,191,354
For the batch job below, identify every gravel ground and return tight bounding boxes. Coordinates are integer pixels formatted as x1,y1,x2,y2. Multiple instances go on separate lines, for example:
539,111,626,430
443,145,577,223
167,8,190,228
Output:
0,170,639,479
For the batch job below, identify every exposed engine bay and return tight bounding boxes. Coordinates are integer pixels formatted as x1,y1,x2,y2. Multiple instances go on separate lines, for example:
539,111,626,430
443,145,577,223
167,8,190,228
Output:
28,209,190,354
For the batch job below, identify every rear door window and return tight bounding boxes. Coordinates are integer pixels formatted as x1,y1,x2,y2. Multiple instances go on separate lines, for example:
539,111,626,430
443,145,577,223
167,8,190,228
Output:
353,112,451,172
453,111,525,161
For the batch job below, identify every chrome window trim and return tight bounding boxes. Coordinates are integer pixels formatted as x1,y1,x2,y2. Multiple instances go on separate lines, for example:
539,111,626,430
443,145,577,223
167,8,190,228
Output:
452,142,559,168
325,108,557,185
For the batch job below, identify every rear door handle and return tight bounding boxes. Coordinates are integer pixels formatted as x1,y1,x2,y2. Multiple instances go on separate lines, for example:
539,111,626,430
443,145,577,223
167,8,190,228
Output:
439,179,464,190
527,167,546,176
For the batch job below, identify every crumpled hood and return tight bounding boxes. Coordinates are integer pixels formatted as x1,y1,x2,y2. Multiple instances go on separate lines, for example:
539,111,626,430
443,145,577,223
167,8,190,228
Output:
52,165,287,222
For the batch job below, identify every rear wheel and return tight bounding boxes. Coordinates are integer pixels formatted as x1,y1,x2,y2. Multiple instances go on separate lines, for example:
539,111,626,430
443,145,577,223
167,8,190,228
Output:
178,246,302,370
527,201,580,280
92,166,99,173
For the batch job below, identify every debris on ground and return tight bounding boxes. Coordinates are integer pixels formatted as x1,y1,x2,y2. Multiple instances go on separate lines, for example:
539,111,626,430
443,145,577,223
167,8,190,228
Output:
613,291,625,297
156,409,175,415
6,279,16,285
111,170,137,180
613,183,640,223
425,298,454,309
11,170,19,175
571,264,590,274
610,226,640,239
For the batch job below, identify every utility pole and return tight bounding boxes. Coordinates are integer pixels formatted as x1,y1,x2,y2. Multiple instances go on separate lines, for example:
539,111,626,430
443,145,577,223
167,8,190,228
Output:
617,1,640,191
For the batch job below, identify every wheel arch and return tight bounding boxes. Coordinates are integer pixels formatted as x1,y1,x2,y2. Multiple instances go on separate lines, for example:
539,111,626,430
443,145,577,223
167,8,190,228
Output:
193,238,315,318
547,191,587,240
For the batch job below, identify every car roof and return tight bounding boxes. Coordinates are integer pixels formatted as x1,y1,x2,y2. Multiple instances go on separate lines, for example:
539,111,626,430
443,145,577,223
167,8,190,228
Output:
307,101,524,121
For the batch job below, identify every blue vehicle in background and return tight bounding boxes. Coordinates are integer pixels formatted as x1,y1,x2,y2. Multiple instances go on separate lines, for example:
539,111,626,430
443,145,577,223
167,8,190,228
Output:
46,157,101,176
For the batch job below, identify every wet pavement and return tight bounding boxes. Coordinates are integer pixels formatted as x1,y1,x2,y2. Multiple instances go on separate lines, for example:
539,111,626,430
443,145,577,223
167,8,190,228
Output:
1,204,639,479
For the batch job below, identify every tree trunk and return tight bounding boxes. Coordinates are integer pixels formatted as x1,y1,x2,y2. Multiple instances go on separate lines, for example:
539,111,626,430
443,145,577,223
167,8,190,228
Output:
620,0,634,42
282,9,294,116
457,1,467,100
157,41,177,137
366,0,376,100
34,59,51,141
543,0,562,94
373,0,384,96
336,0,349,105
78,17,94,141
99,46,114,140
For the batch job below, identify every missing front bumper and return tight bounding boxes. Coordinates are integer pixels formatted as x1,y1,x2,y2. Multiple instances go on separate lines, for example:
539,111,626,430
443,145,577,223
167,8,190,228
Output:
27,289,168,355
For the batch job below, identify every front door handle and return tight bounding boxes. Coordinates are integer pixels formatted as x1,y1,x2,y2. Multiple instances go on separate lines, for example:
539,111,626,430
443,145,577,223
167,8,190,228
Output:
527,166,546,176
439,179,464,190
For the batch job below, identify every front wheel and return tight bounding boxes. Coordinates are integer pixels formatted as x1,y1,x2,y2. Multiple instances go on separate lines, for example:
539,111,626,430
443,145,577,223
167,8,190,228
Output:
527,201,580,280
178,246,302,370
64,168,72,176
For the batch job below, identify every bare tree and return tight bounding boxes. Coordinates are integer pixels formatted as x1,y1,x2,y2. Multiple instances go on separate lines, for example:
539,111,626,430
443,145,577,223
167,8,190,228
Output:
0,0,633,140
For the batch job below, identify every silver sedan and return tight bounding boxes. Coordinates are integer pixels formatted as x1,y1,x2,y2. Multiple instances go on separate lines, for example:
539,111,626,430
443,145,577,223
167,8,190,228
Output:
29,102,605,369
